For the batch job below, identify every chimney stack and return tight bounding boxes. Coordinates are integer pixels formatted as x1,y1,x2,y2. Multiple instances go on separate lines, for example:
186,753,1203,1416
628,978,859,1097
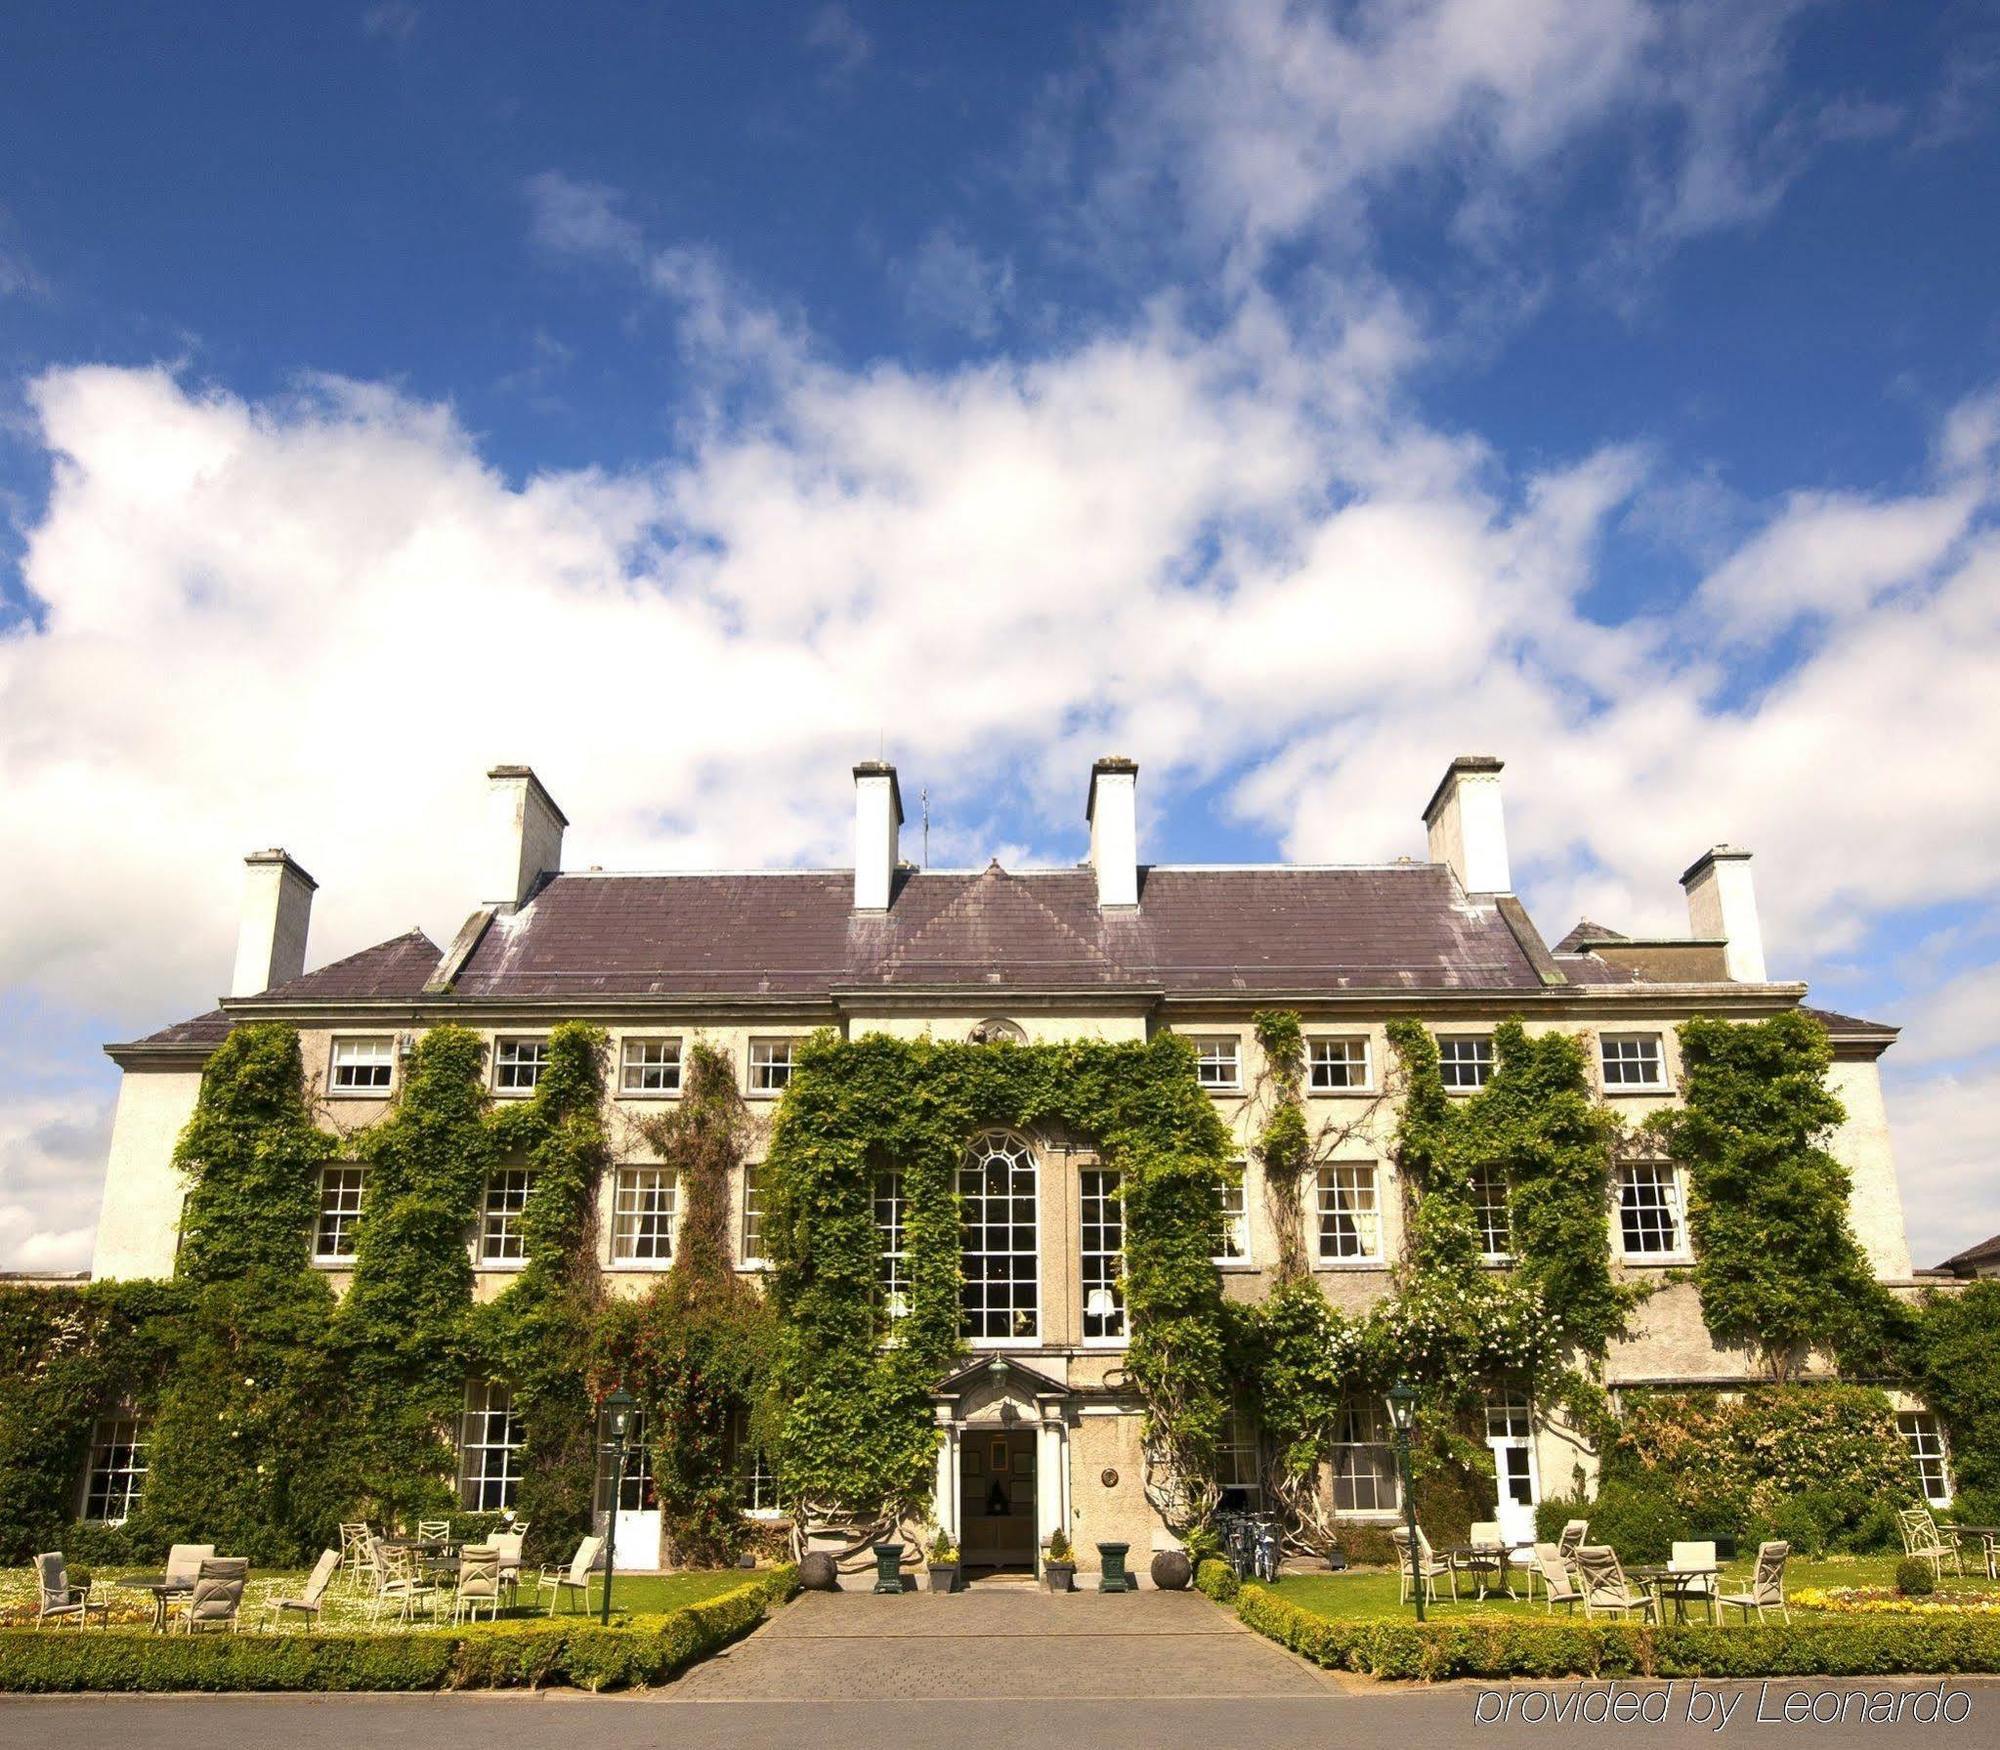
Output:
230,850,317,997
853,761,903,910
1423,756,1511,894
1681,846,1766,982
483,765,567,911
1086,756,1140,909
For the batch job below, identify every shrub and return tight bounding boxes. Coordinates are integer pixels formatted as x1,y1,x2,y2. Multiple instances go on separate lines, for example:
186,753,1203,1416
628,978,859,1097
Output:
1195,1558,1239,1603
1896,1558,1937,1597
1538,1482,1680,1563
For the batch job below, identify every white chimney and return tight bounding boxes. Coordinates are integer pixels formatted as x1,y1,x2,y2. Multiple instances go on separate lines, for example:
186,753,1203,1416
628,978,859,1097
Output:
1087,756,1140,909
853,761,903,910
1423,756,1511,893
230,849,317,997
1681,846,1767,982
483,765,567,910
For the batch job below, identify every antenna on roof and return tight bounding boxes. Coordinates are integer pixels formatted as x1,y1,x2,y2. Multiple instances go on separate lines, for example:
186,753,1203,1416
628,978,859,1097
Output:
921,786,930,869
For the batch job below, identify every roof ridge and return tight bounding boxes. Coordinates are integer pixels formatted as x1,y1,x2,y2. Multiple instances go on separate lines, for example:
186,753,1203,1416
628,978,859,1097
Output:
879,861,1123,976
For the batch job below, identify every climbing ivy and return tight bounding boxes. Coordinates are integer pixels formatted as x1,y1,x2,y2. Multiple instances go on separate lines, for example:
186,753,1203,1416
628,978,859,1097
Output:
764,1031,1232,1533
1249,1011,1311,1284
599,1042,777,1564
1651,1012,1901,1380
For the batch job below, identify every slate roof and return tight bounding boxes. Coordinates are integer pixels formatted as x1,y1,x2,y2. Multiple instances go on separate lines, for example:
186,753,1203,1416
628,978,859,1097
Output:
129,1007,234,1048
443,862,1543,999
1937,1233,2000,1274
1798,1006,1900,1038
256,929,442,1001
1553,919,1628,953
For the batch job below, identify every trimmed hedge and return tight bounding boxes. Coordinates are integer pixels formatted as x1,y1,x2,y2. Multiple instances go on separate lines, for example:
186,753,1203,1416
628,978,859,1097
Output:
1234,1582,2000,1682
0,1565,796,1694
1194,1557,1239,1603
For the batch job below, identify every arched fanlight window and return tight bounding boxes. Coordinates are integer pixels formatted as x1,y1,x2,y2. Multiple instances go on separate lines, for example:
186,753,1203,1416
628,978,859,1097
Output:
959,1130,1039,1340
967,1018,1026,1045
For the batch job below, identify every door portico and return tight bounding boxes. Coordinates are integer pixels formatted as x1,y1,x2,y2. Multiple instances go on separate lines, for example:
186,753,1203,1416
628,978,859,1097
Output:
933,1355,1074,1574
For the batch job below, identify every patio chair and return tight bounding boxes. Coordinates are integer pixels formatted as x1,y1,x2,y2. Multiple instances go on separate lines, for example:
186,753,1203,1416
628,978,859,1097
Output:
491,1529,527,1605
535,1534,604,1616
416,1518,452,1543
1574,1545,1657,1623
1557,1519,1588,1561
1457,1520,1506,1596
369,1543,440,1626
337,1521,374,1590
33,1553,108,1629
1388,1525,1456,1606
1718,1541,1791,1625
1901,1508,1964,1580
177,1557,250,1634
261,1548,341,1633
453,1545,504,1625
1530,1542,1584,1615
164,1542,215,1587
1670,1540,1720,1626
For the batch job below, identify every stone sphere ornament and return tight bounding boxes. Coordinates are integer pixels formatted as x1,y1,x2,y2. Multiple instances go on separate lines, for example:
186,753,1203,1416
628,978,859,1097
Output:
798,1551,840,1591
1151,1549,1192,1591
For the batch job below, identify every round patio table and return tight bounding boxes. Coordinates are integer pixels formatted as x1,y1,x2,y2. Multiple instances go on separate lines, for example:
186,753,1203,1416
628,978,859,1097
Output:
1446,1543,1515,1600
117,1575,191,1633
1630,1564,1719,1626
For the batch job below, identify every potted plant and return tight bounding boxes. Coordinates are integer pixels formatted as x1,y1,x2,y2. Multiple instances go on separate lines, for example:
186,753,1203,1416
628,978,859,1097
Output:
1045,1528,1076,1593
926,1529,961,1594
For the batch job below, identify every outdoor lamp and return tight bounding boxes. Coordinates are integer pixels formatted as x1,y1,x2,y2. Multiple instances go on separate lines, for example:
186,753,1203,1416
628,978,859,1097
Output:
1384,1378,1424,1622
605,1386,635,1442
1384,1378,1417,1435
599,1387,636,1625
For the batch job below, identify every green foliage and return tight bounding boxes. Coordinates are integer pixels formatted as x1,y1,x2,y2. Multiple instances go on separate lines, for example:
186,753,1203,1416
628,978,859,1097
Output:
1653,1014,1901,1378
1236,1580,2000,1680
1195,1555,1239,1602
600,1042,777,1565
1896,1557,1936,1597
1250,1012,1311,1284
0,1567,797,1693
765,1031,1231,1528
1901,1281,2000,1501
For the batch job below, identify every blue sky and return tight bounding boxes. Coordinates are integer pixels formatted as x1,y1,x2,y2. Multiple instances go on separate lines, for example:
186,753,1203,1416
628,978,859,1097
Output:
1,1,1997,1268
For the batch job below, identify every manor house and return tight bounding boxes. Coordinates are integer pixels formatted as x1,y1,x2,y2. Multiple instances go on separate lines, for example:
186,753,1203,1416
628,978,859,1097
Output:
87,756,1941,1575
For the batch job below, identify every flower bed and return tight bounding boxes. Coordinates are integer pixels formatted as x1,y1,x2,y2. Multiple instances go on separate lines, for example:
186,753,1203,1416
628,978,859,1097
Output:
0,1564,796,1693
1792,1587,2000,1618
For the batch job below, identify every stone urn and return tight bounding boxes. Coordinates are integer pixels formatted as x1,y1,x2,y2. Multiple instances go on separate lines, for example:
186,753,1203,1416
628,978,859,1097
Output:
799,1551,840,1591
1150,1549,1192,1591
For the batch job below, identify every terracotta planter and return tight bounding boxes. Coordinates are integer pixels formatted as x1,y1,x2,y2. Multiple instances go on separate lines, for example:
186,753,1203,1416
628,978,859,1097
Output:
1150,1549,1192,1591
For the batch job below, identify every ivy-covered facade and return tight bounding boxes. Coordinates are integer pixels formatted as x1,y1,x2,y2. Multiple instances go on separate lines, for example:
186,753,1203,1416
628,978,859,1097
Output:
30,754,1960,1580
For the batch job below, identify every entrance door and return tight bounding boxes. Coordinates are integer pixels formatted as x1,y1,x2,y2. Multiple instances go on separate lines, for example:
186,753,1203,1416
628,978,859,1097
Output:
959,1427,1037,1574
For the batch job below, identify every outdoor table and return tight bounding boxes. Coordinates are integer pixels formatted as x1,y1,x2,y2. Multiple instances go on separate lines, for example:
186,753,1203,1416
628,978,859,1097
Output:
1953,1526,2000,1582
118,1575,192,1633
1632,1564,1720,1626
1446,1543,1514,1600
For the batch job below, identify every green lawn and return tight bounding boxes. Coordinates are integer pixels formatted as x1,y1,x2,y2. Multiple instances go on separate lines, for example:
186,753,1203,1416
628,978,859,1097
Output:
0,1561,767,1634
1267,1554,2000,1624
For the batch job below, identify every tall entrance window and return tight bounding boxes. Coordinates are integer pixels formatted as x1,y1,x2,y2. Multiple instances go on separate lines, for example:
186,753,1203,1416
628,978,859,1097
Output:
875,1170,910,1321
960,1131,1039,1341
1484,1392,1539,1506
594,1406,655,1512
458,1380,523,1510
82,1414,148,1524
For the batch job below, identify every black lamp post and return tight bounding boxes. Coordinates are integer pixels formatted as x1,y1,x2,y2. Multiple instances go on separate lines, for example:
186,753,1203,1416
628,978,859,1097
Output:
599,1387,635,1626
1385,1379,1422,1622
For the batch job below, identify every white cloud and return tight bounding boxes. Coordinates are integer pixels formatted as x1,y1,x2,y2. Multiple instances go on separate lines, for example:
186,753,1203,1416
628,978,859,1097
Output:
0,1092,112,1272
1889,961,2000,1068
802,4,872,84
903,227,1016,341
1882,1063,2000,1268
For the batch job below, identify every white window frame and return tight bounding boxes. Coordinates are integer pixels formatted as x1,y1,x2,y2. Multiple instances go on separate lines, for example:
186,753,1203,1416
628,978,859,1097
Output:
1080,1167,1127,1346
312,1165,367,1263
1218,1411,1263,1509
1191,1036,1242,1091
748,1037,797,1096
479,1168,536,1265
732,1410,783,1517
1308,1036,1373,1092
458,1380,523,1511
328,1035,395,1095
1471,1163,1511,1263
1315,1162,1382,1263
740,1165,768,1268
1898,1410,1953,1508
81,1413,148,1524
1616,1160,1687,1260
1331,1401,1400,1515
594,1404,655,1513
610,1165,676,1266
493,1037,549,1095
1437,1035,1494,1091
959,1130,1041,1345
1600,1032,1668,1091
875,1169,909,1321
619,1036,684,1096
1216,1170,1251,1266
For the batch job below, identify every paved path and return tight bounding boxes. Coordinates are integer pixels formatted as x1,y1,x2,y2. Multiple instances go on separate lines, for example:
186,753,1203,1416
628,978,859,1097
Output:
671,1582,1338,1700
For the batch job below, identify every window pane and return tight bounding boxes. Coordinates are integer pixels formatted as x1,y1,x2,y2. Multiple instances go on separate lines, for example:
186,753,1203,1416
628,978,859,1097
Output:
1217,1175,1249,1262
740,1166,766,1265
620,1037,683,1094
1219,1411,1262,1509
1309,1038,1370,1091
1080,1169,1126,1341
875,1170,908,1321
611,1167,675,1262
1618,1162,1682,1255
732,1410,782,1513
594,1406,655,1512
1898,1411,1952,1506
1332,1401,1398,1512
749,1039,795,1092
1437,1036,1494,1089
959,1132,1039,1340
1315,1164,1381,1260
1601,1034,1665,1087
458,1381,523,1510
494,1039,549,1091
330,1036,394,1090
1472,1164,1511,1259
481,1169,536,1262
314,1165,366,1260
1193,1038,1240,1088
83,1414,148,1523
